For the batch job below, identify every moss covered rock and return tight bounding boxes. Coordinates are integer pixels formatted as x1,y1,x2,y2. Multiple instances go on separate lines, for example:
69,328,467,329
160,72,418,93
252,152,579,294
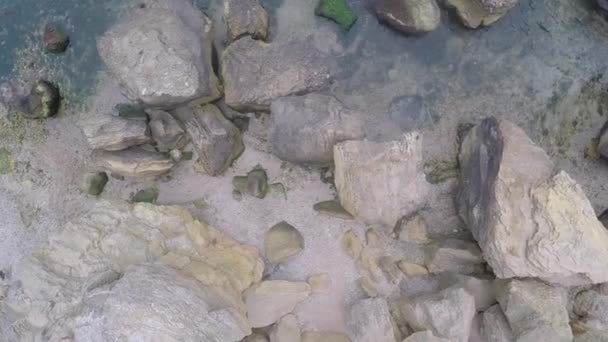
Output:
316,0,358,30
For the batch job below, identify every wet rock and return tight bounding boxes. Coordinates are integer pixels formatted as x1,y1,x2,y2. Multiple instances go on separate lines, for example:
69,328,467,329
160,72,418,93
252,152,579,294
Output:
394,214,429,243
425,239,485,275
221,37,330,112
496,279,571,342
372,0,441,34
173,104,243,176
42,24,70,53
270,94,365,165
82,171,109,196
243,334,270,342
307,273,331,294
302,331,351,342
245,280,311,328
334,133,431,229
147,109,186,152
313,200,354,220
16,80,60,119
269,314,301,342
357,277,379,297
2,201,264,341
458,118,608,286
98,1,220,108
130,187,160,204
82,114,152,151
401,286,476,342
0,147,13,174
224,0,269,41
348,298,396,342
233,166,269,199
574,288,608,327
316,0,358,30
96,147,175,179
264,221,305,263
403,331,449,342
481,304,514,342
397,261,428,277
446,0,517,29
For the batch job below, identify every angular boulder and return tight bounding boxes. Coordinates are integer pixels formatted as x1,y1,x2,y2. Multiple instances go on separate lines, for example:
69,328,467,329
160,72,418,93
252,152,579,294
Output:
95,147,175,179
446,0,518,28
372,0,441,34
334,133,431,229
97,0,220,108
224,0,269,41
222,37,330,112
457,118,608,286
348,298,397,342
81,114,151,151
269,93,365,165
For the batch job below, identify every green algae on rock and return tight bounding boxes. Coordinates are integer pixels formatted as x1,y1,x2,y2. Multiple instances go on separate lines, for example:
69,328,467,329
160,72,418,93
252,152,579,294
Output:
18,80,61,119
42,24,70,54
0,148,14,174
82,171,109,196
130,187,160,204
316,0,358,30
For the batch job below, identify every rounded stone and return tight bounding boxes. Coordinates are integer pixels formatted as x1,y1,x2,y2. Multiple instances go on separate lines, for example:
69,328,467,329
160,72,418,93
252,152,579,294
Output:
264,221,304,263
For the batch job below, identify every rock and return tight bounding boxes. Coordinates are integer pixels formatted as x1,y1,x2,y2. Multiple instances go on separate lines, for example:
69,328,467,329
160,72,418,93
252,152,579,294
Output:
599,0,608,12
42,24,69,53
270,314,301,342
445,0,517,29
307,273,332,294
82,171,109,196
394,214,429,243
97,1,220,108
378,257,403,284
372,0,441,34
130,187,160,204
264,221,305,263
96,147,175,179
574,330,608,342
243,334,270,342
221,37,330,112
233,166,269,199
147,109,187,152
357,277,379,297
425,239,484,275
481,304,514,342
316,0,358,30
16,80,61,119
341,230,363,260
245,280,311,328
81,114,152,151
169,148,183,162
366,229,384,249
313,200,354,220
348,298,396,342
114,103,148,120
224,0,269,41
269,94,365,165
403,331,449,342
173,104,243,176
2,201,264,341
397,261,428,277
574,289,608,326
424,159,459,184
302,331,351,342
495,279,572,342
440,274,496,311
334,133,431,229
457,118,608,286
401,286,476,342
0,147,14,174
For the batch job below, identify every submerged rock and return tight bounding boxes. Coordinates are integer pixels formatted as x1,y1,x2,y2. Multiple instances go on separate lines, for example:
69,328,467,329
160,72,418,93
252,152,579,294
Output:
446,0,518,28
372,0,441,34
42,24,70,53
224,0,269,41
222,37,330,112
348,298,396,342
98,1,220,108
81,114,152,151
173,104,243,176
334,133,431,229
16,80,61,119
316,0,358,30
313,200,354,220
245,280,311,328
270,93,365,165
96,147,175,179
147,109,187,152
82,171,109,196
457,118,608,286
264,221,305,263
130,187,160,204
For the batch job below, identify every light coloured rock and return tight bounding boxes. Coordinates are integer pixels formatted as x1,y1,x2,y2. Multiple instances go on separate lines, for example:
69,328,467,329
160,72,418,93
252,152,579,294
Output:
307,273,331,294
348,298,397,342
357,277,379,298
2,201,264,341
97,1,220,108
440,274,496,311
372,0,441,34
574,330,608,342
378,257,403,284
270,314,301,342
342,230,363,260
245,280,311,328
81,114,151,151
401,287,476,342
264,221,305,263
221,37,330,112
457,118,608,286
95,147,175,178
481,304,514,342
313,200,354,220
394,214,429,243
173,104,243,176
366,229,384,249
224,0,269,41
147,109,186,152
403,331,449,342
495,279,572,342
302,331,351,342
334,133,431,229
445,0,517,29
243,334,270,342
574,289,608,326
269,94,365,164
425,239,485,275
397,261,428,277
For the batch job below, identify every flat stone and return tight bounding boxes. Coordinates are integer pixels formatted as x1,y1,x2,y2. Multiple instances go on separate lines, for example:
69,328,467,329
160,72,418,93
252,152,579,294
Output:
81,114,151,151
269,314,301,342
302,331,351,342
264,221,305,263
95,147,175,179
425,239,485,275
481,304,514,342
313,200,354,220
394,214,429,243
348,298,396,342
372,0,441,34
147,109,186,152
224,0,269,41
245,280,311,328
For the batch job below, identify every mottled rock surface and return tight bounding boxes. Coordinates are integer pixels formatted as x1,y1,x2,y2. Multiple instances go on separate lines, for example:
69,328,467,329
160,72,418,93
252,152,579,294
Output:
224,0,269,41
334,133,431,229
270,94,365,165
245,280,311,328
348,298,396,342
81,114,151,151
481,304,514,342
372,0,441,34
96,147,174,178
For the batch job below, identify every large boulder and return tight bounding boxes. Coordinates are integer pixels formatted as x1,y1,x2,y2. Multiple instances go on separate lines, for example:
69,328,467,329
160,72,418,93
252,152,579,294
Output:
457,118,608,286
334,133,431,229
97,0,220,109
269,94,365,165
81,114,151,151
372,0,441,34
224,0,269,41
95,147,175,179
221,37,330,112
496,279,572,342
1,201,264,341
446,0,518,28
348,298,397,342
